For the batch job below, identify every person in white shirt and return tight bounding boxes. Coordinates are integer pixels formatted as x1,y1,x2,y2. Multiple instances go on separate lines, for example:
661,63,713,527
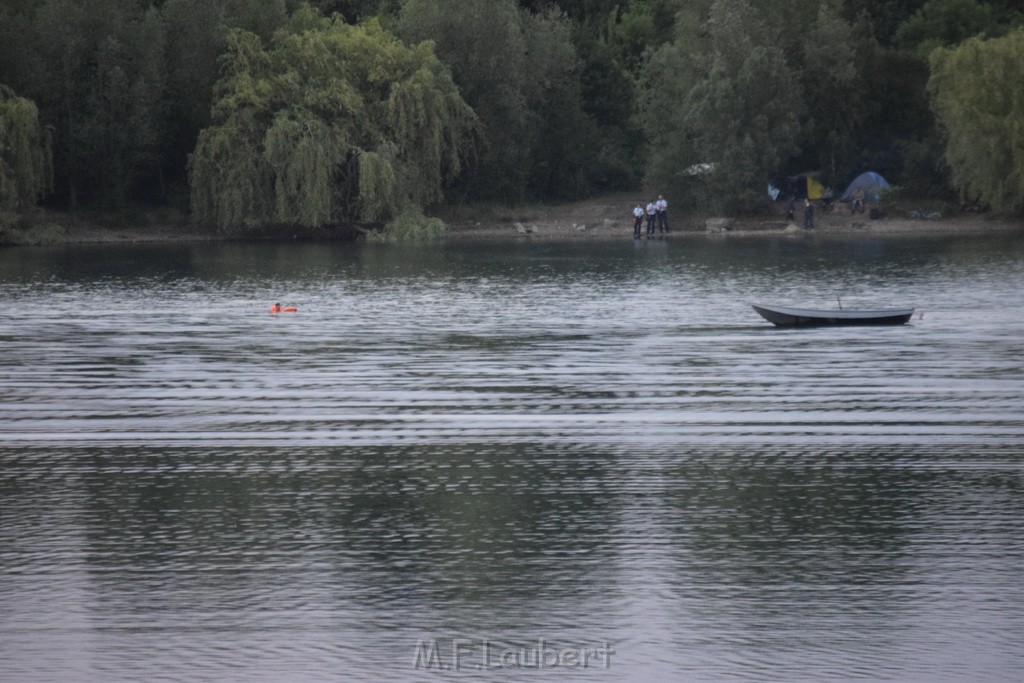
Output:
645,201,657,236
656,195,669,233
632,204,644,239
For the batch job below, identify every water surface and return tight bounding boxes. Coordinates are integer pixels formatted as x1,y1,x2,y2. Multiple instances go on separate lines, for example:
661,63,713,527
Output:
2,235,1023,681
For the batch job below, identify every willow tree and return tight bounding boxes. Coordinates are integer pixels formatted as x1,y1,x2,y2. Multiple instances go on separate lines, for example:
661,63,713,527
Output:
0,85,53,212
929,29,1024,213
189,7,478,232
397,0,532,201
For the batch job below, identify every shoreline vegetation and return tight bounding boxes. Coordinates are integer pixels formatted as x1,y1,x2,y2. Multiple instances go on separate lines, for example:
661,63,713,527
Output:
3,4,1024,246
2,194,1021,247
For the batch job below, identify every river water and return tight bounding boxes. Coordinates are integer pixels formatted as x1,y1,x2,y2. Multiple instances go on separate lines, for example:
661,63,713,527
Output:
1,234,1023,681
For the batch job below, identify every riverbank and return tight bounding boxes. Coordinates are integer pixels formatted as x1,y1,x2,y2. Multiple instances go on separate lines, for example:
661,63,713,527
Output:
443,193,1024,241
0,207,363,246
4,195,1022,246
0,207,219,246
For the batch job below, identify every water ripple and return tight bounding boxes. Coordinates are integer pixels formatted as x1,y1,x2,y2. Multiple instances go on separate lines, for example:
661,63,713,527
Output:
2,237,1024,681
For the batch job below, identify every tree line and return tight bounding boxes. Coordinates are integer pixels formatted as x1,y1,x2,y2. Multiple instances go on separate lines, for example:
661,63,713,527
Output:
1,0,1023,236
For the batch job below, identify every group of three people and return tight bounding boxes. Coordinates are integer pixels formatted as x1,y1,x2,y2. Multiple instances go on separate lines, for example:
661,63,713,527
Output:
632,196,669,238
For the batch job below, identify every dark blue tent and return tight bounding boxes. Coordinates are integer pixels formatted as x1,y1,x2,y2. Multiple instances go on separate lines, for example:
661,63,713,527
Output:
840,172,890,202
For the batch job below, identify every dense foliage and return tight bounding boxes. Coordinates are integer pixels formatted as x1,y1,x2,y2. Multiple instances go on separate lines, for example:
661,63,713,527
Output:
189,9,477,232
0,0,1022,227
0,85,53,211
642,0,802,213
929,29,1024,213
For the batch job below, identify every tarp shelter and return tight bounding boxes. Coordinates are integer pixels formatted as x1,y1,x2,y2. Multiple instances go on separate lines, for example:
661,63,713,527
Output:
841,171,890,202
806,176,825,200
684,162,715,176
768,175,826,200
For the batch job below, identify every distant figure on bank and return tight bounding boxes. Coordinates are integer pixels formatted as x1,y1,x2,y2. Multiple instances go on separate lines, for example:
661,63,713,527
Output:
656,195,669,233
803,199,815,230
646,201,657,237
786,196,795,221
851,187,865,215
632,203,644,239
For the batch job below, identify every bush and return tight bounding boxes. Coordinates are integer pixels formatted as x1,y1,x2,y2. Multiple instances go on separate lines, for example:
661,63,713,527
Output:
367,206,447,243
0,211,65,245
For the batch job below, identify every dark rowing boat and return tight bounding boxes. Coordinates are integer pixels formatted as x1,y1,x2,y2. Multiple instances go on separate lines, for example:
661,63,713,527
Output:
752,303,915,327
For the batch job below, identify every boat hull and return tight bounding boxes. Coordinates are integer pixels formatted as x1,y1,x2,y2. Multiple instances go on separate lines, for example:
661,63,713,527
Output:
752,303,914,327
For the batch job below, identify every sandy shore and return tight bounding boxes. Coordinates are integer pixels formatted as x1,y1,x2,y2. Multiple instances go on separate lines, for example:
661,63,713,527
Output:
6,196,1021,245
445,194,1024,241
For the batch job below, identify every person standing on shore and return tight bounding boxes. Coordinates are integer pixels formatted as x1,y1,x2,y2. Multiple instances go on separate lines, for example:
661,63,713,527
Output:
656,195,669,233
632,203,644,239
803,198,815,229
851,187,865,214
646,201,657,237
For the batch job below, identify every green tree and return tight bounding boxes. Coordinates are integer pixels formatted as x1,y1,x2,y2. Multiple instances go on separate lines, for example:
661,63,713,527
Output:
0,86,53,211
224,0,288,41
842,0,930,46
577,38,642,191
521,8,599,198
801,0,859,183
0,0,297,210
845,12,938,187
159,0,233,204
85,7,166,207
189,8,478,233
397,0,532,200
306,0,401,23
397,0,610,201
2,0,169,208
17,0,90,208
575,0,691,192
896,0,997,55
596,0,681,68
641,0,799,213
929,29,1024,213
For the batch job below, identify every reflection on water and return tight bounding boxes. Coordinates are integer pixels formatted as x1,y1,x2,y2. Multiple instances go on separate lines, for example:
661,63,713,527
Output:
1,235,1023,681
